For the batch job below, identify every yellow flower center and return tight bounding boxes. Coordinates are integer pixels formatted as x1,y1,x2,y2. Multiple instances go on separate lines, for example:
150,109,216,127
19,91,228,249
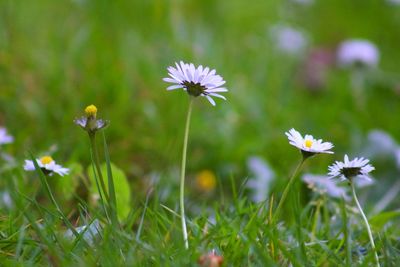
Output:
40,156,54,165
305,139,313,148
85,105,97,117
195,170,216,192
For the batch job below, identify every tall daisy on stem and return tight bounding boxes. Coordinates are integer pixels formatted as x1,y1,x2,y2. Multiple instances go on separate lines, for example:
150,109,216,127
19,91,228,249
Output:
328,155,380,267
75,105,109,201
74,105,118,226
273,128,334,222
164,61,228,248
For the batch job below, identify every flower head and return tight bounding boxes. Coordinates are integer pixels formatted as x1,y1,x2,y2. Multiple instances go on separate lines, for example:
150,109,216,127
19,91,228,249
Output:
0,127,13,145
337,39,379,68
246,156,275,203
285,128,334,158
85,105,97,117
328,154,375,182
74,104,109,135
302,173,348,199
195,170,217,193
163,61,228,106
24,156,69,176
270,25,308,56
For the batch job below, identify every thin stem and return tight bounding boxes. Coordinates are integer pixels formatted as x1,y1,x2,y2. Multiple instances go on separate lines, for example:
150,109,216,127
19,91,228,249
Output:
179,98,193,249
89,133,109,202
41,175,79,237
350,182,380,267
272,158,305,223
311,198,322,241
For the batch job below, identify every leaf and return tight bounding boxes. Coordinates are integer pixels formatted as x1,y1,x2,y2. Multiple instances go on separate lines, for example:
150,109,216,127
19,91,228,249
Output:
369,210,400,229
88,163,131,221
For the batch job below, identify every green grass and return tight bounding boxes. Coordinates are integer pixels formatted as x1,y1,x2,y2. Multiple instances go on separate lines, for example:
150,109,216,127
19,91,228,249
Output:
1,0,400,266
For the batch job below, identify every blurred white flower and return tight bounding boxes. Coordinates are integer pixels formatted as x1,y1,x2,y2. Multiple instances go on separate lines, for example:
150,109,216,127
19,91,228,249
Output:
270,25,308,55
366,130,398,156
386,0,400,5
302,173,348,199
163,61,228,106
24,156,69,176
246,156,275,202
395,148,400,169
291,0,314,5
0,127,13,145
0,191,12,209
353,175,375,188
64,219,101,245
364,129,400,170
337,39,379,68
328,154,375,182
286,128,334,158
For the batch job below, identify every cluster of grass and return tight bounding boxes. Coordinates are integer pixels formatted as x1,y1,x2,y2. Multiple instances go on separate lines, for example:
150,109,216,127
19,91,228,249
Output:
1,0,400,266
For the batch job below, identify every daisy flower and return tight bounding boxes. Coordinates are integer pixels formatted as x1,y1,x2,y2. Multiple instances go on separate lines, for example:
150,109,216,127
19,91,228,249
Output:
270,24,308,56
302,173,348,199
74,105,108,134
163,61,228,106
328,154,375,181
246,156,275,203
24,156,69,176
337,39,379,68
0,127,14,145
285,128,334,158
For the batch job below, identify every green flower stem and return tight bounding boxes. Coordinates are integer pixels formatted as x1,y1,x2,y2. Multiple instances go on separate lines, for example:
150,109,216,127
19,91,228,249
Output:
89,133,109,202
179,98,193,249
29,154,80,239
350,182,380,267
41,175,79,238
272,158,305,223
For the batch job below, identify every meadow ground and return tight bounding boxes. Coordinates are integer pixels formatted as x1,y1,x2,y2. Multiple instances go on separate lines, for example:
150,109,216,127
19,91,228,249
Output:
0,0,400,266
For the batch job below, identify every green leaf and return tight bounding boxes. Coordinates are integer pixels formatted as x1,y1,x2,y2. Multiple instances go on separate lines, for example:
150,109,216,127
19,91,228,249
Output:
88,163,131,221
369,210,400,229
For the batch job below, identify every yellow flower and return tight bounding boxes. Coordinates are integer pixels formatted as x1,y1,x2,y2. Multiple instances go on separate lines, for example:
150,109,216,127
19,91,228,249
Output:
85,105,97,117
195,170,217,192
75,104,109,135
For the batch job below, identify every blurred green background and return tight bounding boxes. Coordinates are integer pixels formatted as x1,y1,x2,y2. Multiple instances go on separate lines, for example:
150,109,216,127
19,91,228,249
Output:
1,0,400,201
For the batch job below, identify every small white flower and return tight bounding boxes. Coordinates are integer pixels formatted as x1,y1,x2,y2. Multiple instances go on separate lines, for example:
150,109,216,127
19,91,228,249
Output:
0,191,13,209
337,39,379,68
302,173,348,199
387,0,400,5
0,127,13,145
270,25,308,55
163,61,228,106
285,128,334,157
291,0,314,5
366,130,398,156
24,156,69,176
64,219,101,246
328,154,375,181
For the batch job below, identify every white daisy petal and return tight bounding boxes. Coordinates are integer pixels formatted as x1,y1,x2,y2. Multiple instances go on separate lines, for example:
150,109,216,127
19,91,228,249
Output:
167,84,183,90
328,155,374,182
205,95,216,106
207,93,226,100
